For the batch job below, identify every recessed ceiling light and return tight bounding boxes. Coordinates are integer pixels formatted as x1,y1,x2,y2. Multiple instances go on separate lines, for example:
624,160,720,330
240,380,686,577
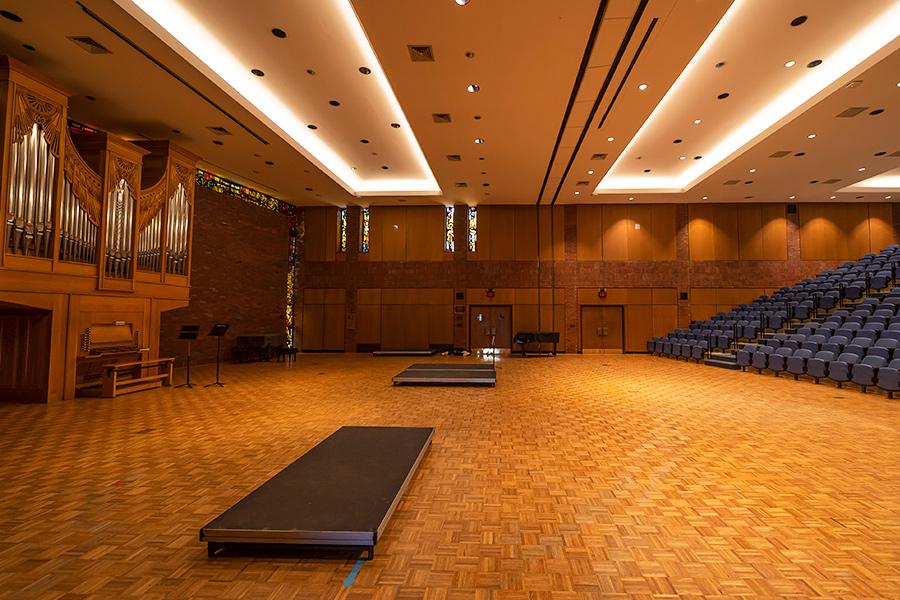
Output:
702,196,708,200
715,62,726,68
694,155,702,160
307,124,317,129
455,0,470,5
749,168,756,173
789,195,795,199
271,28,287,38
607,136,615,142
886,195,893,199
717,92,730,100
790,15,808,26
358,66,371,75
466,84,480,93
784,60,796,68
85,95,96,101
587,170,594,174
212,140,223,146
679,156,686,160
0,10,22,22
673,139,682,144
381,165,389,170
830,195,836,199
807,59,823,68
360,139,369,144
643,169,651,173
896,82,900,87
575,191,580,195
22,44,35,51
390,122,400,128
629,196,634,200
265,160,275,165
858,167,866,171
465,51,475,58
638,83,648,91
306,69,316,75
807,133,816,139
693,119,701,124
870,108,884,115
474,137,485,144
329,100,340,106
251,68,264,76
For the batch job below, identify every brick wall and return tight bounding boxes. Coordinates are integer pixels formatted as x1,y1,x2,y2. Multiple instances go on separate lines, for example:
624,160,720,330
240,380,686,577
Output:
160,185,289,365
299,204,896,353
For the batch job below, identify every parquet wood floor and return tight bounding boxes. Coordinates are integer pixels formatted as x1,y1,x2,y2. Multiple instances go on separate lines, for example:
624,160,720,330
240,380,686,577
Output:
1,355,899,599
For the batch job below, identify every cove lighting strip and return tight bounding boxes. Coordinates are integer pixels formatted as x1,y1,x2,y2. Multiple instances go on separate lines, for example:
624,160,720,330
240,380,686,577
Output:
115,0,440,196
595,0,900,194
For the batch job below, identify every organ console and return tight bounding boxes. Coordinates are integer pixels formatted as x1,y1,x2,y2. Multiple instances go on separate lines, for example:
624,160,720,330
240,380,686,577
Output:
0,57,199,402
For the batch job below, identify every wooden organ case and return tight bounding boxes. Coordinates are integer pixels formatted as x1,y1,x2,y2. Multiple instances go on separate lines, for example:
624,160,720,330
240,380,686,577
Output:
0,57,199,401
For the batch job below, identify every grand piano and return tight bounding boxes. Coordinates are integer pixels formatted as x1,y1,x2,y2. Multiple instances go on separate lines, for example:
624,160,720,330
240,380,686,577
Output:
235,333,287,362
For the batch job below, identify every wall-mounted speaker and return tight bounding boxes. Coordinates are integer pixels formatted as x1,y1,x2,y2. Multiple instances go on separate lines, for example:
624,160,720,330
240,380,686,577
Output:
679,292,689,300
787,204,797,214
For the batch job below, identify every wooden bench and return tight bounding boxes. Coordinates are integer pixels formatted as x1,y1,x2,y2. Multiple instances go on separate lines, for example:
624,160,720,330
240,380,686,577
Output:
102,358,174,398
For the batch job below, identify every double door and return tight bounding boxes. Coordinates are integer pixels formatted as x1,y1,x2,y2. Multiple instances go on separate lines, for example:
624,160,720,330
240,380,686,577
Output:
469,305,511,350
580,306,624,353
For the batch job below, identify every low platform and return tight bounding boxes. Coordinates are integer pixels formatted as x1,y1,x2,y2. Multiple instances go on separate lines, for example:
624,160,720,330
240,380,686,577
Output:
392,363,497,387
200,426,433,559
373,349,437,357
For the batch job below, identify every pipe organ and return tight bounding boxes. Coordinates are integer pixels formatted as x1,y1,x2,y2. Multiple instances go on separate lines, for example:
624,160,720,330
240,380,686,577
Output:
0,57,199,402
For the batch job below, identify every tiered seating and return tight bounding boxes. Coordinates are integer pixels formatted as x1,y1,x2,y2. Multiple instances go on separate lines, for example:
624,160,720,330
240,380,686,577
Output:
648,245,900,397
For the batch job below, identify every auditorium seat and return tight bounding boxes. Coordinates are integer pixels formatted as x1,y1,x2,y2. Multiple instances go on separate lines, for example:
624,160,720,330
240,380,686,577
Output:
736,344,757,371
752,345,774,372
876,358,900,399
828,350,863,387
768,347,793,376
807,350,835,383
786,349,814,380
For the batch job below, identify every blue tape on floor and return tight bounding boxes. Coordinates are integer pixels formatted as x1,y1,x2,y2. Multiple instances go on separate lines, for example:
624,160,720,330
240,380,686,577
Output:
343,559,364,588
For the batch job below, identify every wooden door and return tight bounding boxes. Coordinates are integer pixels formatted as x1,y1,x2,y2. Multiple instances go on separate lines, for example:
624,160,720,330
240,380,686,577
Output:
580,306,624,353
469,305,512,349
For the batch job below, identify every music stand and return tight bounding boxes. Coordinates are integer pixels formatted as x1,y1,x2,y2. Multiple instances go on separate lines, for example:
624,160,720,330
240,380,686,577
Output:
176,325,200,389
205,323,230,387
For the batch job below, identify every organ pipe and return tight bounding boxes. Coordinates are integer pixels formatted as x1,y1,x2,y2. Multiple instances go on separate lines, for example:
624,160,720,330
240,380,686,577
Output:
105,178,135,278
166,182,189,275
5,123,57,258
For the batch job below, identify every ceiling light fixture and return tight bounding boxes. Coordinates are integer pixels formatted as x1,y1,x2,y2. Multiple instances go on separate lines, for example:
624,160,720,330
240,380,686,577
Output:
784,60,796,68
830,195,837,199
679,156,686,160
474,137,485,144
588,170,594,174
750,168,756,173
693,119,701,124
638,83,648,90
455,0,470,5
466,84,480,93
858,167,866,171
575,191,581,195
117,0,439,196
789,195,796,199
607,136,615,142
807,133,816,138
593,0,900,196
702,196,708,200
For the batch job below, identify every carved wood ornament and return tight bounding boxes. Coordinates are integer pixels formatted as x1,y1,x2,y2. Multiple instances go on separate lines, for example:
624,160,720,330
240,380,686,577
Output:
10,86,63,158
62,131,102,226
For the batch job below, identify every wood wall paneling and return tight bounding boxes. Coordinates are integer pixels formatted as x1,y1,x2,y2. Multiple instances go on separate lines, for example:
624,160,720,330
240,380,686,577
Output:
799,203,894,260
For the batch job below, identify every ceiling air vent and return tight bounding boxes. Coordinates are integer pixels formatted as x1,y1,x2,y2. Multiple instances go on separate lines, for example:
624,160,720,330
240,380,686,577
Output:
432,113,452,123
454,182,468,188
407,45,434,62
446,154,461,161
590,153,608,160
836,106,869,118
769,150,791,158
724,179,741,185
67,36,111,54
822,178,842,184
206,126,232,136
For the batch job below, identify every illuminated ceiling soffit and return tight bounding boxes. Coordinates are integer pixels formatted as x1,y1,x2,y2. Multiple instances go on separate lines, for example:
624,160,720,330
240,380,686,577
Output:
113,0,440,197
838,166,900,194
594,0,900,195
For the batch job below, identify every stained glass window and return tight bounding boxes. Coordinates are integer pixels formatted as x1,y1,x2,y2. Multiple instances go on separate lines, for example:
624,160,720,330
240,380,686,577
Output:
444,206,455,253
360,208,370,253
338,208,348,252
467,206,477,252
